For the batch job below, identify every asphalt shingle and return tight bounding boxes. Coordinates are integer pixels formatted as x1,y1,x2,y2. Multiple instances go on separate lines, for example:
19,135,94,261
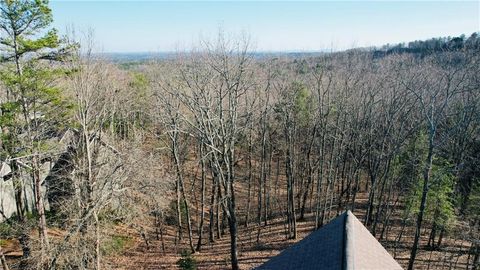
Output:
256,211,403,270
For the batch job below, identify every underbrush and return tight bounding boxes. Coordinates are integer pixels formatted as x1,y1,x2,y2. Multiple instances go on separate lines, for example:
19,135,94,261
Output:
177,249,197,270
101,235,133,256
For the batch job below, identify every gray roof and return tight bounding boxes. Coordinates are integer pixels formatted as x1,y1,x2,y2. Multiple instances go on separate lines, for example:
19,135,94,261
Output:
256,211,403,270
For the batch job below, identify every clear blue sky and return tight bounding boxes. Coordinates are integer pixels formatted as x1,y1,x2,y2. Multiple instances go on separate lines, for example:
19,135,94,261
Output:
51,1,480,53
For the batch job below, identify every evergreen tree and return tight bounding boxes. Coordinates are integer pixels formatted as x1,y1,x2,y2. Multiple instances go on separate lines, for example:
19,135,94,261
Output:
0,0,75,266
401,134,456,250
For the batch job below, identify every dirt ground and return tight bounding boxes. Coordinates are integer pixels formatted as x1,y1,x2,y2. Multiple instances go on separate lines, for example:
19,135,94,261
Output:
107,190,474,270
2,181,475,270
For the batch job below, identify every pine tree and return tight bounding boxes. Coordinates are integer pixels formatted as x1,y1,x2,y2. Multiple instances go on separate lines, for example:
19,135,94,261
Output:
0,0,75,266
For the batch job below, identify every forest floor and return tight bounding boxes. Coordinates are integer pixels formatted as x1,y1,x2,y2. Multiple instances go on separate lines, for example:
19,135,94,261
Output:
108,181,473,270
1,178,474,270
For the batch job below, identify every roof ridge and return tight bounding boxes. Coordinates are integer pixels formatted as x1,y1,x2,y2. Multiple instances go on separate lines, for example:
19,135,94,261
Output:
343,210,355,270
256,210,403,270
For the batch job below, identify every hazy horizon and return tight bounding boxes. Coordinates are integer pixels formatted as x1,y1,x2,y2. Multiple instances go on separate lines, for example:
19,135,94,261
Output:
51,1,480,53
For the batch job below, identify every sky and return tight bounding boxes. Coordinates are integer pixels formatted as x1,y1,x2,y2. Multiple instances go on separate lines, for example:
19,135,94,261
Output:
50,1,480,53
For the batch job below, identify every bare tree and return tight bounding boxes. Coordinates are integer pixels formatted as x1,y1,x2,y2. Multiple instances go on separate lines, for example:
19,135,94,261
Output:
157,33,255,270
404,52,472,270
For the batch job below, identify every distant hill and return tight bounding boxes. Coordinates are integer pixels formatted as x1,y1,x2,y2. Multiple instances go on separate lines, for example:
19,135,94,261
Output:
98,32,479,64
97,52,177,62
373,32,479,58
98,51,327,63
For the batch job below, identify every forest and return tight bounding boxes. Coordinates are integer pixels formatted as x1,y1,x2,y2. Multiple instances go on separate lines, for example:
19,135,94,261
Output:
0,1,479,270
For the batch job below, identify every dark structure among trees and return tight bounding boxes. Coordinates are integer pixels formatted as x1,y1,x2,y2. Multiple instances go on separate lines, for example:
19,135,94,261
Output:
257,211,402,270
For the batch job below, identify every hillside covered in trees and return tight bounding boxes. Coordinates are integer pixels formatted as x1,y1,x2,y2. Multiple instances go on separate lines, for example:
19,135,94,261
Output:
0,1,479,270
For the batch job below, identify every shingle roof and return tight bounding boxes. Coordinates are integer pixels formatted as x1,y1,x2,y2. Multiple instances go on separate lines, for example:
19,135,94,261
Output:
256,211,403,270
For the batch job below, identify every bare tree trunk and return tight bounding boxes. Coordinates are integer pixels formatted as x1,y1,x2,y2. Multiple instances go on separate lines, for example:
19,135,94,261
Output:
274,156,280,205
285,120,297,239
380,188,399,241
265,143,273,223
315,131,326,229
364,172,377,227
227,138,240,270
11,162,30,270
227,183,239,270
216,186,221,240
196,142,207,251
322,118,338,226
372,158,392,236
428,209,440,250
94,211,100,270
175,170,182,241
172,134,195,253
260,110,268,226
209,161,217,243
245,135,252,228
258,125,264,228
300,124,317,220
32,154,49,253
436,227,444,248
11,163,24,223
